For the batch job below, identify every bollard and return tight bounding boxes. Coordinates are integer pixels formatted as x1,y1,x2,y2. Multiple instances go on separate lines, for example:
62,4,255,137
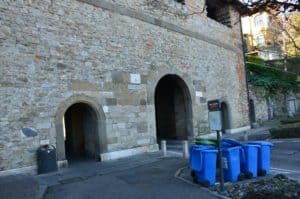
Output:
182,140,189,159
161,140,167,157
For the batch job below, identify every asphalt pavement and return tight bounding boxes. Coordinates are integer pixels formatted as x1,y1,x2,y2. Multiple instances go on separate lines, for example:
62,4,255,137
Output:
44,157,217,199
270,139,300,181
1,136,299,199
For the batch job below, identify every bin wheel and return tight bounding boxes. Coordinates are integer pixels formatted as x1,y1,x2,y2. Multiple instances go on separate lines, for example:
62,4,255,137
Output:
192,175,198,184
258,169,267,176
191,170,196,177
200,180,210,188
238,173,244,181
245,172,253,179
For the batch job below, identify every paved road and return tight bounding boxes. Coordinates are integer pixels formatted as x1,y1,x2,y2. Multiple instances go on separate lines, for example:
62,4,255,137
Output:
0,174,40,199
44,158,217,199
270,139,300,181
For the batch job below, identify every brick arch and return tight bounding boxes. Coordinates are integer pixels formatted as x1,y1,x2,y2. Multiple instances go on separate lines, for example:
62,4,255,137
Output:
55,94,107,161
147,70,196,105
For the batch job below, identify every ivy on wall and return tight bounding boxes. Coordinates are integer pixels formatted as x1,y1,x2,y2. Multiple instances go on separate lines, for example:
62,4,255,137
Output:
246,56,299,93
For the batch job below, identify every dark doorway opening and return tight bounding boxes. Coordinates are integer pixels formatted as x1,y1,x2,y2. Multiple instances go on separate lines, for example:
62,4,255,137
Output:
64,103,100,163
249,99,256,123
155,75,193,142
221,102,230,134
205,0,232,28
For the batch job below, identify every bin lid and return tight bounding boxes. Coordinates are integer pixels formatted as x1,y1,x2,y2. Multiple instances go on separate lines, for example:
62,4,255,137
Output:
222,138,243,146
248,141,273,146
193,147,217,153
243,144,261,148
38,145,55,151
222,146,241,152
191,145,215,149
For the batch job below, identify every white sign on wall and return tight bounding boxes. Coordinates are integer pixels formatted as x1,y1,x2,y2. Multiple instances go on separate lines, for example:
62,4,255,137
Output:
103,106,109,113
130,74,141,84
196,91,203,97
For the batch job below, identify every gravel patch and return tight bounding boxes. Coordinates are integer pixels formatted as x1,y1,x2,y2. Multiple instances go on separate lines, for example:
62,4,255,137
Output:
224,174,300,199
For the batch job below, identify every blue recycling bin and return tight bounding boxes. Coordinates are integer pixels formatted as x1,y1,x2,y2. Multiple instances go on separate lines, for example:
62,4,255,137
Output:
189,145,214,165
190,146,218,186
222,138,259,178
241,144,259,178
248,141,273,176
222,146,241,182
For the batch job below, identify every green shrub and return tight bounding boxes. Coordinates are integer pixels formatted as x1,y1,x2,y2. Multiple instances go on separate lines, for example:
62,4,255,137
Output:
280,117,300,124
270,123,300,138
246,55,265,65
246,62,298,92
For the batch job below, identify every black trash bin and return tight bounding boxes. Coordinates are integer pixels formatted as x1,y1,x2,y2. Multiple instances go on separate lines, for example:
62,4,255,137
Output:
37,145,58,174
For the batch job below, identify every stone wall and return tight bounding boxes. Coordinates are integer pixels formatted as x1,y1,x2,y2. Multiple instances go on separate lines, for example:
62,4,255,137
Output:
249,85,300,123
0,0,249,171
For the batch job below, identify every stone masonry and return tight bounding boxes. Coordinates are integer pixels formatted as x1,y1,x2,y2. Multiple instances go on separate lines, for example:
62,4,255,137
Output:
0,0,249,172
249,85,300,123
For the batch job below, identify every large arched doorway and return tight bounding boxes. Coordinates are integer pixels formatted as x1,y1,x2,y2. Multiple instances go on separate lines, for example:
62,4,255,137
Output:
64,103,100,162
155,75,193,141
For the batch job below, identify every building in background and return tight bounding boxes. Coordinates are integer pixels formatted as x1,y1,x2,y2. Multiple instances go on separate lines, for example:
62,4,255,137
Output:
242,12,283,60
242,11,300,125
242,11,300,61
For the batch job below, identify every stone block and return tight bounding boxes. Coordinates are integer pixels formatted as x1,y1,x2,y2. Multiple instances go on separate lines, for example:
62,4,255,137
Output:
128,84,141,90
105,98,117,106
137,122,148,134
107,137,118,144
141,75,148,84
111,71,127,84
56,63,68,69
36,122,51,129
116,123,126,129
137,138,150,145
71,80,98,91
140,99,147,106
200,97,207,104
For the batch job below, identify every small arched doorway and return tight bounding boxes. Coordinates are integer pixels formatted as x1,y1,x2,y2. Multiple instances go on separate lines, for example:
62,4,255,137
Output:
155,75,193,141
221,102,230,134
64,103,100,162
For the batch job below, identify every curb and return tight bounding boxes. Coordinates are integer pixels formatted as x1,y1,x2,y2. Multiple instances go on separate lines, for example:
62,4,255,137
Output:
36,184,48,199
174,166,230,199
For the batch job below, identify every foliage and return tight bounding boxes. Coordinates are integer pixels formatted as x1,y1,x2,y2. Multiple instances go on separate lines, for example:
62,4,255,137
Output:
266,57,300,74
245,55,265,65
246,55,299,92
284,12,300,56
239,0,300,15
280,116,300,124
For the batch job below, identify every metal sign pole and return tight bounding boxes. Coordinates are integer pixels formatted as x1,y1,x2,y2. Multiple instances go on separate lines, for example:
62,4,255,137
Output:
217,130,224,192
207,99,225,192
